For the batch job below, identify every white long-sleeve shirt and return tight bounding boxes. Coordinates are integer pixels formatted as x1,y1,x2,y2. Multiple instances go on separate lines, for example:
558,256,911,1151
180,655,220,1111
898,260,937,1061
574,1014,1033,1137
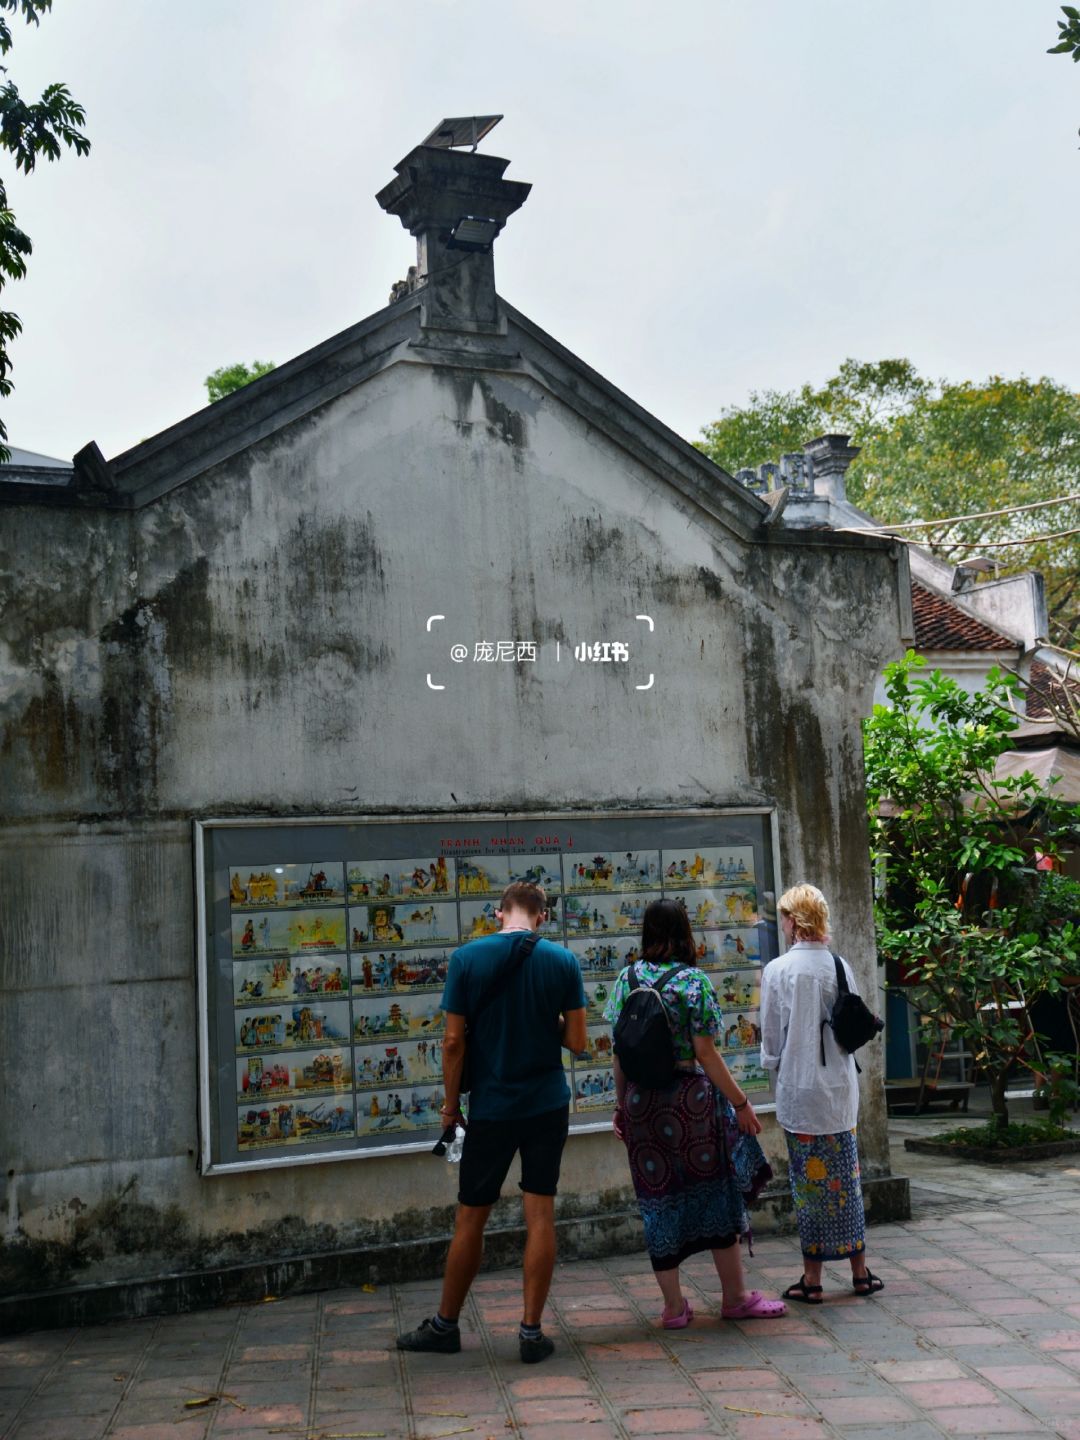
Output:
759,939,860,1136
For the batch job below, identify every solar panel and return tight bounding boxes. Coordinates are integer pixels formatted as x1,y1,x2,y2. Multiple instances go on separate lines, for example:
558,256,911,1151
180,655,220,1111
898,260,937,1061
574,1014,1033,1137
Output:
422,115,503,151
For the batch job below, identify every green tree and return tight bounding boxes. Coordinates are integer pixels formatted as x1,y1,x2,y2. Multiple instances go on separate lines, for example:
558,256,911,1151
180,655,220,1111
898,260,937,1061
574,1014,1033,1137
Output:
696,359,927,475
852,377,1080,646
698,385,822,476
1048,4,1080,62
204,359,275,404
698,362,1080,646
0,1,89,460
864,653,1079,1129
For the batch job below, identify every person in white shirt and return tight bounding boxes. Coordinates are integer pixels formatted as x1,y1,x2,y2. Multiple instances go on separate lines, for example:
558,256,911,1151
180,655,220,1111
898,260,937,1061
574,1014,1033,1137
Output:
759,884,884,1304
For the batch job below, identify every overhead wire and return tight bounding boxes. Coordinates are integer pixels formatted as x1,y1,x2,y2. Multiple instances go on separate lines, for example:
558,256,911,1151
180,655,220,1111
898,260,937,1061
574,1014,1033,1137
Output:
839,492,1080,533
836,526,1080,550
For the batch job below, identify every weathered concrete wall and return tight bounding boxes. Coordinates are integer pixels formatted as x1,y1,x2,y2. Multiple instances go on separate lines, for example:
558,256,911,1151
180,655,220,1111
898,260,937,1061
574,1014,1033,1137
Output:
0,324,906,1312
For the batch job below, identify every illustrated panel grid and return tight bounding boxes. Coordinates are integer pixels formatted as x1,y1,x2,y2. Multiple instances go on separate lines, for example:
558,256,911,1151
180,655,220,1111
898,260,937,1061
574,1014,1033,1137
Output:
202,816,780,1170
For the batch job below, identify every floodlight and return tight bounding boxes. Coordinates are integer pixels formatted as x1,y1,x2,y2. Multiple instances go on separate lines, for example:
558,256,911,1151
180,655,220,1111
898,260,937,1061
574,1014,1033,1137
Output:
448,216,501,251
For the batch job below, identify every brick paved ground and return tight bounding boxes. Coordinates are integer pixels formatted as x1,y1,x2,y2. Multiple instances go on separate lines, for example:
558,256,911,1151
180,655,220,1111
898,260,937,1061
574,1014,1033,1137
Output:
3,1118,1080,1440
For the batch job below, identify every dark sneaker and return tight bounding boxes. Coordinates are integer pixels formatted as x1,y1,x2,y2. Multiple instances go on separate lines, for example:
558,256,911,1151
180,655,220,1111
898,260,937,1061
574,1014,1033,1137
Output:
519,1332,555,1364
396,1317,461,1354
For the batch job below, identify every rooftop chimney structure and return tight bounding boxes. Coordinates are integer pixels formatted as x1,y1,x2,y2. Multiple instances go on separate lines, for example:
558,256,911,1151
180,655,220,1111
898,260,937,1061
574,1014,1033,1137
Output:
376,115,531,334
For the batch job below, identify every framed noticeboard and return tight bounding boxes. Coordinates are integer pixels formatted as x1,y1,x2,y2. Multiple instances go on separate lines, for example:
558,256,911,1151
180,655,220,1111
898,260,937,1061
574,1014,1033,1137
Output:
195,809,781,1174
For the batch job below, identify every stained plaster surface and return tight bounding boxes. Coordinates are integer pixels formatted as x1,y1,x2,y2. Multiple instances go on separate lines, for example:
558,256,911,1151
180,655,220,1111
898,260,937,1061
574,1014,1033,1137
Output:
1,316,904,1295
1,1112,1079,1439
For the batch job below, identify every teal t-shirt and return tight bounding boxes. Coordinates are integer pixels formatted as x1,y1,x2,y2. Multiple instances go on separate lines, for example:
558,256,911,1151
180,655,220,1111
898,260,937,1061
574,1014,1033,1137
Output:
442,932,586,1122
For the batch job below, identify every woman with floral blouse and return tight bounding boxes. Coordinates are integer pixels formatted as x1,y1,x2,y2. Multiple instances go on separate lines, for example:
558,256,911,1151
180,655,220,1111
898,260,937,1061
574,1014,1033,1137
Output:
604,899,785,1327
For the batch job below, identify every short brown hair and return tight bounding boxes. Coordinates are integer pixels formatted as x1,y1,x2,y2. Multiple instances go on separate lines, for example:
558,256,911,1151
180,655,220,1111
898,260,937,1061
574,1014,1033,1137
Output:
498,880,548,917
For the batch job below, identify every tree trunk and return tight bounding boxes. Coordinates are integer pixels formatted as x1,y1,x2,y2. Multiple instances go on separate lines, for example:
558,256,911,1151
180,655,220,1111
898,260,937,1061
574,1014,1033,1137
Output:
988,1067,1010,1130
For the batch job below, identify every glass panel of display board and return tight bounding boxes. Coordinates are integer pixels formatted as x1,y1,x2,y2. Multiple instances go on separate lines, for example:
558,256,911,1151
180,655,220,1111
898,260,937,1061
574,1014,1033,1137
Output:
196,810,781,1173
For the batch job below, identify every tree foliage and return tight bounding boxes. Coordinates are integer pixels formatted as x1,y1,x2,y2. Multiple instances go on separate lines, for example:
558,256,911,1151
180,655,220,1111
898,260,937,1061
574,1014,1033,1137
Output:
863,653,1079,1127
1048,4,1080,62
204,359,275,404
697,361,1080,646
0,1,89,459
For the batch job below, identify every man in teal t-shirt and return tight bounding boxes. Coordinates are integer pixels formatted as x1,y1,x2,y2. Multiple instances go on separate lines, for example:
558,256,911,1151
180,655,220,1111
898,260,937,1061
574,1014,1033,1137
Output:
396,881,586,1365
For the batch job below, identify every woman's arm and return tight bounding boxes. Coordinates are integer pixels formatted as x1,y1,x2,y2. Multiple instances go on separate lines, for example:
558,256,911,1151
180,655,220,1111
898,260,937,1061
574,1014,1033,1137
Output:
691,1032,762,1135
758,966,783,1073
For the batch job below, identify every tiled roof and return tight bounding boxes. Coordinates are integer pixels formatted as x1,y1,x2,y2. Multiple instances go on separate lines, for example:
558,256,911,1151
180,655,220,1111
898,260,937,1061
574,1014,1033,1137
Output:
910,581,1017,652
1026,659,1080,720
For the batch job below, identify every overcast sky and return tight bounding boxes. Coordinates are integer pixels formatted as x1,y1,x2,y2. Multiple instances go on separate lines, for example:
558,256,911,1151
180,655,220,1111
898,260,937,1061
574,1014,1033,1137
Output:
4,1,1079,462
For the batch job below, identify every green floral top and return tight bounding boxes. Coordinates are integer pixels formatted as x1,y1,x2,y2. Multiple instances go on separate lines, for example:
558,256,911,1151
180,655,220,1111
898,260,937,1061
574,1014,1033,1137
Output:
602,958,724,1063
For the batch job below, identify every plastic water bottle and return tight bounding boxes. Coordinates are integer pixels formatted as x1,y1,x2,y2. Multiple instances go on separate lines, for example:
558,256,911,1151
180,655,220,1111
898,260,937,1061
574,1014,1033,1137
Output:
446,1124,465,1164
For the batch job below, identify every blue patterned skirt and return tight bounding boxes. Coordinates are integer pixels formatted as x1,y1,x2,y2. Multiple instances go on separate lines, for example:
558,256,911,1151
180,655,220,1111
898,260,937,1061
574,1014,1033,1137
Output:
785,1128,866,1261
625,1074,772,1272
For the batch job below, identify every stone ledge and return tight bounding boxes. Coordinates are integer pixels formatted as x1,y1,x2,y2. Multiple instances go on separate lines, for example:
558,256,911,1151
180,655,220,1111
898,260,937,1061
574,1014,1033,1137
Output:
0,1174,909,1335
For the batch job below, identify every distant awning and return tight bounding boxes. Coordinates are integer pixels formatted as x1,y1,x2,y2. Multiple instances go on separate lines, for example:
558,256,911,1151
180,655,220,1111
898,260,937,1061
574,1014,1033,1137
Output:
994,746,1080,804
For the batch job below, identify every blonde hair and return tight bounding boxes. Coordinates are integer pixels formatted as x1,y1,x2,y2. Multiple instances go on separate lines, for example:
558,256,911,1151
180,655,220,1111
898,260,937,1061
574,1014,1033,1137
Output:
779,884,830,941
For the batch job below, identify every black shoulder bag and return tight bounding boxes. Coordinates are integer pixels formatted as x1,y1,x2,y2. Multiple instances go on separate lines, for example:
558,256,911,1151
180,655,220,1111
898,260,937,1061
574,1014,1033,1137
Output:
460,930,541,1095
821,953,884,1072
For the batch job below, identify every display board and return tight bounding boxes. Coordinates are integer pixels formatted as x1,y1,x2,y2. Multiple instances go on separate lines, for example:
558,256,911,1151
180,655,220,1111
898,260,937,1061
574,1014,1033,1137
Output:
196,810,781,1173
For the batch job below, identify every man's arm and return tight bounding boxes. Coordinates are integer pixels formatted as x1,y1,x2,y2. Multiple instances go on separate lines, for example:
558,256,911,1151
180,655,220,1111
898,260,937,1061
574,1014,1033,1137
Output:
440,1012,466,1121
559,1006,587,1054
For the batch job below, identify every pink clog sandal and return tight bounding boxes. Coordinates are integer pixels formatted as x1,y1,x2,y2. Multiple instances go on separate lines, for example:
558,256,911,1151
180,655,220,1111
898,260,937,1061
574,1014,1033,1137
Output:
721,1289,787,1320
661,1298,694,1329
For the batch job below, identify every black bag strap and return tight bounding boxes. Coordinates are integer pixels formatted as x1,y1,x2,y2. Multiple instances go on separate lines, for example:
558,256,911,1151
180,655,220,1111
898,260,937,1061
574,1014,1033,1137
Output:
469,930,540,1023
820,953,862,1072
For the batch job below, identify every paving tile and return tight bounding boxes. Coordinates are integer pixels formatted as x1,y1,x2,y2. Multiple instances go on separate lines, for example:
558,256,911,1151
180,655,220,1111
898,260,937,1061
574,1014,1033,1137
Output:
234,1343,311,1362
1011,1387,1080,1418
24,1393,117,1418
510,1423,623,1439
872,1358,968,1380
973,1362,1080,1388
622,1406,713,1433
108,1427,212,1440
972,1298,1053,1317
514,1396,608,1424
920,1325,1014,1346
814,1393,922,1424
825,1426,953,1440
727,1419,830,1439
1036,1329,1080,1350
794,1372,895,1397
599,1378,701,1405
924,1404,1047,1435
8,1422,112,1440
700,1389,813,1416
895,1378,998,1406
692,1367,791,1391
212,1401,308,1431
507,1373,593,1398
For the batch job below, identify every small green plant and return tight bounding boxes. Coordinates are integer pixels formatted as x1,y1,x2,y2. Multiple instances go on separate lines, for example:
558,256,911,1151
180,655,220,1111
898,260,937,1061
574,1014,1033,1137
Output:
1033,1054,1080,1129
929,1120,1074,1149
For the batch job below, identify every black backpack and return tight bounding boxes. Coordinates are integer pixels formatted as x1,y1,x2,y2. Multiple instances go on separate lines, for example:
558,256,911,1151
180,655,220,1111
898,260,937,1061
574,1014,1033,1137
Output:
821,953,883,1072
613,962,690,1089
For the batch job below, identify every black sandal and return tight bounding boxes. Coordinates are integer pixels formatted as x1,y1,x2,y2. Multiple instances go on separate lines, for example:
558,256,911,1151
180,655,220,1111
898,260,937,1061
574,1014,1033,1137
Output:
852,1270,884,1296
783,1275,824,1305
